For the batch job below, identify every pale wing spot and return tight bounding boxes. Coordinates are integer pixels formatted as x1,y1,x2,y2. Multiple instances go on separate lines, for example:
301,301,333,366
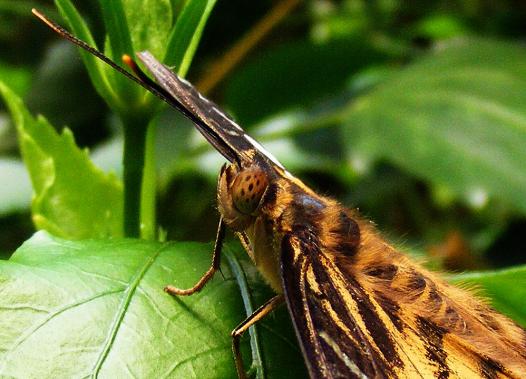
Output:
179,76,192,87
305,265,322,295
290,239,303,263
284,170,295,179
319,331,369,379
320,299,362,347
244,134,285,169
224,128,242,137
197,92,210,102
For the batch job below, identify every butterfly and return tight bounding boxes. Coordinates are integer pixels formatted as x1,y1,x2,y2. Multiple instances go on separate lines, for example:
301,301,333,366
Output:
33,9,526,379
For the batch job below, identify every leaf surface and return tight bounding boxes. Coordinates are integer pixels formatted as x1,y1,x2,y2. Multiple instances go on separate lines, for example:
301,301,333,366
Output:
0,232,306,378
0,232,240,378
343,38,526,213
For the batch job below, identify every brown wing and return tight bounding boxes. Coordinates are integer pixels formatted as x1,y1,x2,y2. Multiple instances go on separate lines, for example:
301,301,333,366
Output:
280,226,526,379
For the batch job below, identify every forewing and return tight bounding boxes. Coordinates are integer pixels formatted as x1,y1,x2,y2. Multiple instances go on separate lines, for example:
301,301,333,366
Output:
281,227,390,378
136,51,285,170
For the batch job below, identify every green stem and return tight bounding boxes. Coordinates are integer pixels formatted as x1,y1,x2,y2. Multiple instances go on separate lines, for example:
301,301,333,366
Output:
122,116,148,237
141,121,157,240
224,248,267,379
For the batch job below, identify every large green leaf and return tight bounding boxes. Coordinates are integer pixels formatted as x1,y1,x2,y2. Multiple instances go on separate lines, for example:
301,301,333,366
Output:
0,81,123,239
0,232,306,378
343,38,526,214
0,232,239,377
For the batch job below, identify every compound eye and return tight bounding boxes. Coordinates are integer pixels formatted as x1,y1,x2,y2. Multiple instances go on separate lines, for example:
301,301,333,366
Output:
231,168,269,215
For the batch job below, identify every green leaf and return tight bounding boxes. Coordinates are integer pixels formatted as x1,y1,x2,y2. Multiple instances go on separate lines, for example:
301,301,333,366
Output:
122,0,173,58
54,0,118,109
340,38,526,214
0,158,31,215
98,0,138,102
0,232,238,377
164,0,218,77
451,265,526,327
0,232,306,378
99,0,135,61
0,81,123,238
0,62,31,96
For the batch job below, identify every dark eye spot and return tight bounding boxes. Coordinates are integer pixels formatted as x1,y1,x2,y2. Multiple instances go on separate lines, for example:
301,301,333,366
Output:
248,183,254,191
241,189,245,196
245,175,251,181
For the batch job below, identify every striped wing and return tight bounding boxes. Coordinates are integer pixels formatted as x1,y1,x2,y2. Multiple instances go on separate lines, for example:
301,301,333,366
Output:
281,227,389,378
280,226,523,379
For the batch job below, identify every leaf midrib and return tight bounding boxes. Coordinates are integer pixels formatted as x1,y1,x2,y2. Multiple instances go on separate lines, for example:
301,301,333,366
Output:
91,245,166,376
0,288,124,375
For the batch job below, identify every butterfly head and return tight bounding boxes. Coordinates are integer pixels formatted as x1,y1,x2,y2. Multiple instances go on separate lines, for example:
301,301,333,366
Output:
217,163,275,231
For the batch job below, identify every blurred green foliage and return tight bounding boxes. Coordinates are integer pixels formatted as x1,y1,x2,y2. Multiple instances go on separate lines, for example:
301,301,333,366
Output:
0,0,526,377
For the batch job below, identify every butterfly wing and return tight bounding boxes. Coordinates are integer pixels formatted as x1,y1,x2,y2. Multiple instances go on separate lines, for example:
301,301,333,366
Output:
280,226,525,379
281,226,396,378
136,51,286,171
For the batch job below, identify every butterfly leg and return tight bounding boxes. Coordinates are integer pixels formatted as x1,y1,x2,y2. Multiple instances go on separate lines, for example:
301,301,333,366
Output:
164,216,226,296
235,231,255,261
232,294,285,378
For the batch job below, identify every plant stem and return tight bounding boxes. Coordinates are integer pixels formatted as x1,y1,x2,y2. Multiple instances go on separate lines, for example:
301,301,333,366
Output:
141,122,157,240
122,116,148,238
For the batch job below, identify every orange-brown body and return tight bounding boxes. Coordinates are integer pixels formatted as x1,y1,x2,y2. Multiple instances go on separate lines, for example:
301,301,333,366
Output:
218,162,526,378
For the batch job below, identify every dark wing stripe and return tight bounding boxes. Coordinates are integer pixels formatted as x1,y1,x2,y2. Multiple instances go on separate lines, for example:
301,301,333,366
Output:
479,356,506,379
281,227,394,378
312,246,405,375
280,233,328,377
373,292,405,333
417,317,449,379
